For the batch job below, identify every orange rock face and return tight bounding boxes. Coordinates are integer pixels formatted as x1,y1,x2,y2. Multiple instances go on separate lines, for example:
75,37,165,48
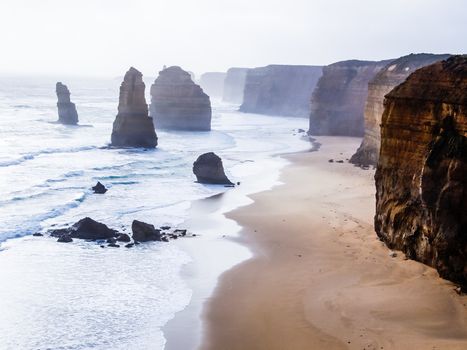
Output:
350,54,450,166
375,56,467,288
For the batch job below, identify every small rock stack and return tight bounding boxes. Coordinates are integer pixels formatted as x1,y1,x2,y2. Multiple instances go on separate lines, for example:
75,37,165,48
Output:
56,82,79,125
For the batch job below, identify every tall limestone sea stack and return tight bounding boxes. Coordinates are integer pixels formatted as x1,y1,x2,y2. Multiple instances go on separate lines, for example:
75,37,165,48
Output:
375,56,467,288
239,65,323,117
222,67,249,104
111,67,157,148
150,66,212,131
350,53,451,166
199,72,226,99
308,59,390,136
56,82,78,125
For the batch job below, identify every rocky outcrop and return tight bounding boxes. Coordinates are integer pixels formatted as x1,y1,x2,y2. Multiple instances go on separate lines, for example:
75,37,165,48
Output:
56,82,78,125
150,66,212,131
200,72,226,99
308,59,391,136
92,181,107,194
132,220,162,242
193,152,233,185
240,65,323,117
49,217,119,240
222,68,249,104
350,54,451,166
375,56,467,288
111,67,157,148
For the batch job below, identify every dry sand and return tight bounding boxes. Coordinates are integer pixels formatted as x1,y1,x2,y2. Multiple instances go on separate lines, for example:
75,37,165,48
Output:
200,137,467,350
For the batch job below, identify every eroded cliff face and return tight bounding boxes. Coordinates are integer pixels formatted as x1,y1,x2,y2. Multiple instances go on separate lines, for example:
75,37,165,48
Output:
199,72,226,99
222,68,249,104
308,59,390,136
239,65,323,117
150,66,212,131
350,54,450,166
111,67,157,148
375,56,467,288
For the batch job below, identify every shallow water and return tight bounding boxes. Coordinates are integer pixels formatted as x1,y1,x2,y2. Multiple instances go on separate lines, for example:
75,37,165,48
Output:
0,76,310,349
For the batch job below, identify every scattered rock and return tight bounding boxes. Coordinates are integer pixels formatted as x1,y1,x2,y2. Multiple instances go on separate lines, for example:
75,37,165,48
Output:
108,243,120,248
193,152,233,185
336,160,344,163
160,226,171,230
57,235,72,243
49,217,118,241
116,233,131,242
32,232,43,237
132,220,162,242
92,181,107,194
125,243,134,248
174,229,187,236
328,159,334,163
106,237,117,244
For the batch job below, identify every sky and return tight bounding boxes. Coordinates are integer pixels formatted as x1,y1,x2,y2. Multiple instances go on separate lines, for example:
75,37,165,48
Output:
0,0,465,77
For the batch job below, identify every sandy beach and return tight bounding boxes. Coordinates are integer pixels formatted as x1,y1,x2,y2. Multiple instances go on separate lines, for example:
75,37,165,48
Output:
200,137,467,350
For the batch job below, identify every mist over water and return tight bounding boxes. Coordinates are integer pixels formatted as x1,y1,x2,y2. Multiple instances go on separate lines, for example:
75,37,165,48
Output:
0,77,310,349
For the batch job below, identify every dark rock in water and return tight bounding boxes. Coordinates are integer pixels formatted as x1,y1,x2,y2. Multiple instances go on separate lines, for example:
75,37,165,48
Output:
297,129,305,133
57,235,73,243
92,181,107,194
111,67,158,148
328,159,334,163
32,232,43,237
56,82,78,125
222,67,249,104
240,65,323,117
150,66,212,131
160,226,171,230
161,236,169,242
108,243,120,248
131,220,162,242
308,59,391,136
50,217,118,241
106,237,117,244
375,55,467,289
350,53,451,167
336,160,344,163
116,233,131,242
125,243,134,248
174,229,187,236
199,72,226,99
193,152,233,185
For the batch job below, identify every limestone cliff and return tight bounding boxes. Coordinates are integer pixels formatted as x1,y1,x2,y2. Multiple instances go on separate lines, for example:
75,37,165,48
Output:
199,72,226,99
308,59,390,136
111,67,157,148
375,56,467,288
222,68,249,104
56,82,78,125
150,66,212,131
239,65,323,117
350,53,450,166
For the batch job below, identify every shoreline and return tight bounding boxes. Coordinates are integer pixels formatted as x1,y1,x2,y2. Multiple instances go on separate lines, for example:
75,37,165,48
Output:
199,136,467,350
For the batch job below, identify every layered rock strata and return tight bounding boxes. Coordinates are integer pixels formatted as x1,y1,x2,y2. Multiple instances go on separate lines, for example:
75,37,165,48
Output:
375,56,467,288
222,67,249,104
240,65,323,117
350,53,451,166
199,72,226,99
56,82,78,124
308,59,391,136
111,67,157,148
150,66,212,131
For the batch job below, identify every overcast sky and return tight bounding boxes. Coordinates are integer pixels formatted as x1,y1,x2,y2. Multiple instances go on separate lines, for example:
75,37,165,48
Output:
0,0,465,77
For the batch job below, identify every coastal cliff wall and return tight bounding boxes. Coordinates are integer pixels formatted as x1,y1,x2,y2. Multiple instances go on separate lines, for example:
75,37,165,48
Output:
375,56,467,288
199,72,226,99
350,53,451,166
222,68,249,104
308,59,390,136
239,65,323,117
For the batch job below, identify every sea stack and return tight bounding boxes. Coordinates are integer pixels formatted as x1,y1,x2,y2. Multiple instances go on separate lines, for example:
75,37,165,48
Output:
350,53,451,166
193,152,233,185
111,67,157,148
199,72,226,99
375,56,467,288
150,66,212,131
240,65,323,117
56,82,78,125
222,67,249,104
308,59,391,136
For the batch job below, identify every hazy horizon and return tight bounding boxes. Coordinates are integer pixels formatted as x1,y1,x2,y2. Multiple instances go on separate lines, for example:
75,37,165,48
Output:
0,0,465,78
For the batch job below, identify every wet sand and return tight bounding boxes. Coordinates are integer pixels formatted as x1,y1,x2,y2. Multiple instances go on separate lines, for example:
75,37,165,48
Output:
200,137,467,350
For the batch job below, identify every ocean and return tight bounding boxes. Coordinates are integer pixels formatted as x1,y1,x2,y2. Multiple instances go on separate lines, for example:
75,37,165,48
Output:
0,76,310,349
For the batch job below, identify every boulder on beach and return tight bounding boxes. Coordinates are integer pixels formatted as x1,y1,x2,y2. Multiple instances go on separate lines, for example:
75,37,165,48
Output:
111,67,158,148
49,217,118,241
92,181,107,194
150,66,212,131
131,220,163,242
193,152,233,185
56,82,78,125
